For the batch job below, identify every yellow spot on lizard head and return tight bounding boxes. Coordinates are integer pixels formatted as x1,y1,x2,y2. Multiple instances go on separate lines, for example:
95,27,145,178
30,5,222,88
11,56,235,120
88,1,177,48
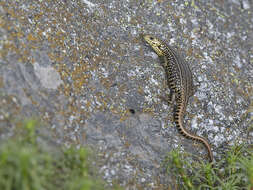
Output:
143,34,166,56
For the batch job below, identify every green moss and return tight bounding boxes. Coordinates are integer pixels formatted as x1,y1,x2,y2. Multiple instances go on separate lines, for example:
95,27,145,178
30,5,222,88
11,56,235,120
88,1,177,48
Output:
0,119,122,190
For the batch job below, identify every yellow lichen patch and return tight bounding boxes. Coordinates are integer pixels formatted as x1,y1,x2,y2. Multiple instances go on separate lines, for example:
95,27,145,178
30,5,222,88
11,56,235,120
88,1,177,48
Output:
143,107,155,115
69,48,81,63
0,42,13,59
110,105,121,115
186,48,193,57
71,63,91,93
0,76,4,88
100,77,113,89
54,30,66,47
48,52,65,63
119,109,129,122
27,33,37,42
33,12,44,21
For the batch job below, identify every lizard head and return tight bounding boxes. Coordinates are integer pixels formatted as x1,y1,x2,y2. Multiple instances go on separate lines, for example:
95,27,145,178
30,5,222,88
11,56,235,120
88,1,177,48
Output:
142,34,166,56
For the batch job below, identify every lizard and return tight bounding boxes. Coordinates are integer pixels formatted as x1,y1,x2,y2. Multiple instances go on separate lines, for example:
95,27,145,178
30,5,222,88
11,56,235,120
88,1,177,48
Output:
142,34,213,162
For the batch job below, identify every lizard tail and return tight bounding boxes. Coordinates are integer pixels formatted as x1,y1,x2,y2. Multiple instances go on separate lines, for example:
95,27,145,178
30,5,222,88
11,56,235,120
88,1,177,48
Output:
174,107,214,162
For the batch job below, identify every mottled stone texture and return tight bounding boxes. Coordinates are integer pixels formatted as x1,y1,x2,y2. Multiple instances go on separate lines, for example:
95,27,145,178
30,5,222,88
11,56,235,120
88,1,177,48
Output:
0,0,252,189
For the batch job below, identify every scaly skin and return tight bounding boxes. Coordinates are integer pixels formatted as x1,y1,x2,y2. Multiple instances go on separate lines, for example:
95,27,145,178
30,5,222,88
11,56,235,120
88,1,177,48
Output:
143,34,213,162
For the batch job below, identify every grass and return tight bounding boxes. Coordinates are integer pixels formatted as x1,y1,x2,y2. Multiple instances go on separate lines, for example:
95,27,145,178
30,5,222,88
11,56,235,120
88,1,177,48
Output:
0,119,121,190
164,144,253,190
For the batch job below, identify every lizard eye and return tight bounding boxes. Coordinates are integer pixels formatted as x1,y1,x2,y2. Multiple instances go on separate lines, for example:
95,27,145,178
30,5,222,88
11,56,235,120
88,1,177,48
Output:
149,36,154,40
158,45,161,49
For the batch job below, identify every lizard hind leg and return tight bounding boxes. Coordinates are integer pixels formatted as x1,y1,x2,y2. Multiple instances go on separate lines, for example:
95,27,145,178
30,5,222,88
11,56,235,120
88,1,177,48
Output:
157,89,175,105
167,90,175,105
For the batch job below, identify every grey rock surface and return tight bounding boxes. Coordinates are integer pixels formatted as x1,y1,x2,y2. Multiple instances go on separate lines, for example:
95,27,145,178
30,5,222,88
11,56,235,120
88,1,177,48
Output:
0,0,252,189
